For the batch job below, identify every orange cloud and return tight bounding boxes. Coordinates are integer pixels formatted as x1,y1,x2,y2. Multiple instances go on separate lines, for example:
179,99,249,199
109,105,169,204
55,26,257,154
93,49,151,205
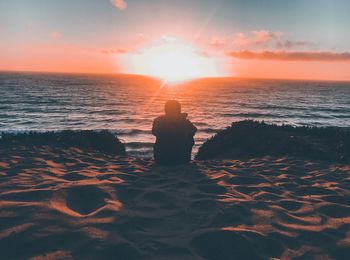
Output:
210,37,227,48
110,0,127,10
231,59,350,81
227,50,350,62
101,48,129,54
233,30,282,48
253,30,276,44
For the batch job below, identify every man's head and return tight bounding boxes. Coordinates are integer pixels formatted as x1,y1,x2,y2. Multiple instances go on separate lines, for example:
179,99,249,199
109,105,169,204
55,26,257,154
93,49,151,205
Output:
165,100,181,115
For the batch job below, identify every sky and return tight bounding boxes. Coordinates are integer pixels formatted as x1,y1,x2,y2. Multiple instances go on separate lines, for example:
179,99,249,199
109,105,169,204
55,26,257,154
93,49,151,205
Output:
0,0,349,81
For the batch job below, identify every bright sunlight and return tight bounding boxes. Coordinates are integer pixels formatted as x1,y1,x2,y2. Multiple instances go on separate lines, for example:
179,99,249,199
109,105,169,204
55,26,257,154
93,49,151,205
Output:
122,37,223,83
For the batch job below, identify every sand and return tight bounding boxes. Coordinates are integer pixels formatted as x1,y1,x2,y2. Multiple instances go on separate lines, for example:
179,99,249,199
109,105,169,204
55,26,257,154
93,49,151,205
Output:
0,145,349,259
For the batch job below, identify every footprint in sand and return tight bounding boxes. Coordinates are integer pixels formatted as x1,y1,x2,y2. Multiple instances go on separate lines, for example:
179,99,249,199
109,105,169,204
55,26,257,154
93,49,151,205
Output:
51,185,121,217
61,172,90,181
276,199,304,211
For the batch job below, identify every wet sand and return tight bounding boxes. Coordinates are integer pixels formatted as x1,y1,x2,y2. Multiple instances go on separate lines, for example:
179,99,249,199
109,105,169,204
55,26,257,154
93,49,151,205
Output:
0,146,349,259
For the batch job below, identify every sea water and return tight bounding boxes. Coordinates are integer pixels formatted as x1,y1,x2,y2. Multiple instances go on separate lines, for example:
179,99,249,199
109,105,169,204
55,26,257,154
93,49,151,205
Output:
1,72,349,157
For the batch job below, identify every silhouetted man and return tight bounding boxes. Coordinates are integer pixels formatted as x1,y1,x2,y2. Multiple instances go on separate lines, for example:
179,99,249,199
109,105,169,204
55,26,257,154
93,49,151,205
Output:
152,100,197,165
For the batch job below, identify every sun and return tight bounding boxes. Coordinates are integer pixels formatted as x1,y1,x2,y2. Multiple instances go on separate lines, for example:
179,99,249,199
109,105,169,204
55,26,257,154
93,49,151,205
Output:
122,37,223,83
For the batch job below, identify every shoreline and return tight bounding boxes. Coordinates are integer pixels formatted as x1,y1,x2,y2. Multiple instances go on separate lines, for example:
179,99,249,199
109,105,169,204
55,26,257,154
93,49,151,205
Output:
2,120,349,162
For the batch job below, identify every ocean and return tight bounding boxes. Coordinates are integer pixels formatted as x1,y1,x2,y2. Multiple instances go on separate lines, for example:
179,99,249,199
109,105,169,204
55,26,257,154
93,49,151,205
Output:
1,72,349,157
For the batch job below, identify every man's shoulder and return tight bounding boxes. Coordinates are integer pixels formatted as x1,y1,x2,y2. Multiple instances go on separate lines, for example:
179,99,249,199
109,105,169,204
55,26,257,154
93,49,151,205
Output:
154,115,166,120
153,115,166,124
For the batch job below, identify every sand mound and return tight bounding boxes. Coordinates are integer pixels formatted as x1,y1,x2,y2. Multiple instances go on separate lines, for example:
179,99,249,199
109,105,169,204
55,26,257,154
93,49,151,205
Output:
0,146,349,259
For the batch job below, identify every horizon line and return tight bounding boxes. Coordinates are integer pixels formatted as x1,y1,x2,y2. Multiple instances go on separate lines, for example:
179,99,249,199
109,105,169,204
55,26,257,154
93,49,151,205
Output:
1,69,350,84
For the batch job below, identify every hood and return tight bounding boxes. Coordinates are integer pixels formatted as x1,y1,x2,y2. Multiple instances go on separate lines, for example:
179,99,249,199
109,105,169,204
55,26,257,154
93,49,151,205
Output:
164,113,188,119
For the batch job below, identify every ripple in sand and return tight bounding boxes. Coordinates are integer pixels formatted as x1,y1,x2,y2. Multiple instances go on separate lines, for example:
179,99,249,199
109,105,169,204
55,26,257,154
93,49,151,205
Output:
191,229,283,260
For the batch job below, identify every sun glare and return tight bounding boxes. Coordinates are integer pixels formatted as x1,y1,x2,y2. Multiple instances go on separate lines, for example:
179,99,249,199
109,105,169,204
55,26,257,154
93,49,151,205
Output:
122,37,223,83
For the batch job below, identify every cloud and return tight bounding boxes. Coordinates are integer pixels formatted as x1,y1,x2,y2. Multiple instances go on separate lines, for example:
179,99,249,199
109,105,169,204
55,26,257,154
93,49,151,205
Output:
138,33,150,42
276,40,311,49
210,37,227,48
233,30,282,48
227,50,350,62
110,0,127,10
50,31,61,39
101,48,129,54
253,30,279,44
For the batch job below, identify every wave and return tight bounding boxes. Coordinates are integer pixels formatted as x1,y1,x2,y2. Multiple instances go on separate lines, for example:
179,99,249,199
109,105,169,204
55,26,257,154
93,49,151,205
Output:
221,112,341,119
198,128,223,134
86,110,125,116
117,118,153,124
241,104,350,113
116,129,151,135
193,122,209,127
222,113,269,118
126,142,154,148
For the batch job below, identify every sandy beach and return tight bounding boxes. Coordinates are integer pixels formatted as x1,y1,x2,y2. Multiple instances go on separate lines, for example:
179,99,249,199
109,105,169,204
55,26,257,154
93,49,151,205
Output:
1,145,349,259
2,0,350,259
